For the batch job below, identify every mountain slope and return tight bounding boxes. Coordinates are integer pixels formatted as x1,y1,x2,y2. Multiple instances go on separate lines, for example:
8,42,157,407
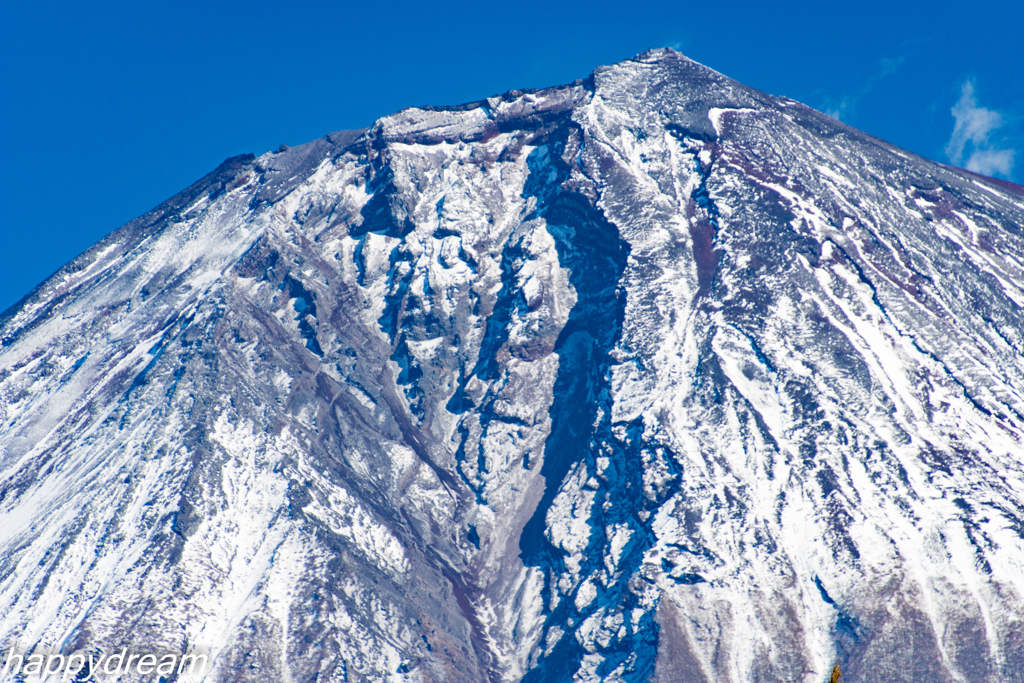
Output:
2,49,1024,683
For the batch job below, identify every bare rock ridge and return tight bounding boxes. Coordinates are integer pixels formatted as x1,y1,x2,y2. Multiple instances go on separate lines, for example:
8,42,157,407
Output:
2,48,1024,682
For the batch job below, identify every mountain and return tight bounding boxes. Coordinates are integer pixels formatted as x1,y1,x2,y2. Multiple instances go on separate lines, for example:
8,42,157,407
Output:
2,48,1024,683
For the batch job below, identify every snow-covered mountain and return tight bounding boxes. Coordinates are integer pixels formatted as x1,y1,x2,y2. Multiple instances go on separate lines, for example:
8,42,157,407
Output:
2,49,1024,682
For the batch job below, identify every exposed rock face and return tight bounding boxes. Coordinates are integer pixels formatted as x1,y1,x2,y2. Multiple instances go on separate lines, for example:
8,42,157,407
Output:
2,49,1024,682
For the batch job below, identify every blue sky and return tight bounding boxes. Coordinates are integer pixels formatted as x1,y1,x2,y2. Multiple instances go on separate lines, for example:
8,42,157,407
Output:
2,0,1022,314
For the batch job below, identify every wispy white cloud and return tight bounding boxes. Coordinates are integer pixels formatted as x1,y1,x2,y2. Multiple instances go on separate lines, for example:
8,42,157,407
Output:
878,55,905,77
946,80,1015,178
965,149,1015,177
824,55,906,122
824,98,853,122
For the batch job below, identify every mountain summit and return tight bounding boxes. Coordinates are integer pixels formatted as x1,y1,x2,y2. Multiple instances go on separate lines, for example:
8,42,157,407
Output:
2,49,1023,682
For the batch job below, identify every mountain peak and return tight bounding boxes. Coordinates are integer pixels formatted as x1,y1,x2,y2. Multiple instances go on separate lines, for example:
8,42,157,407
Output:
2,54,1023,683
